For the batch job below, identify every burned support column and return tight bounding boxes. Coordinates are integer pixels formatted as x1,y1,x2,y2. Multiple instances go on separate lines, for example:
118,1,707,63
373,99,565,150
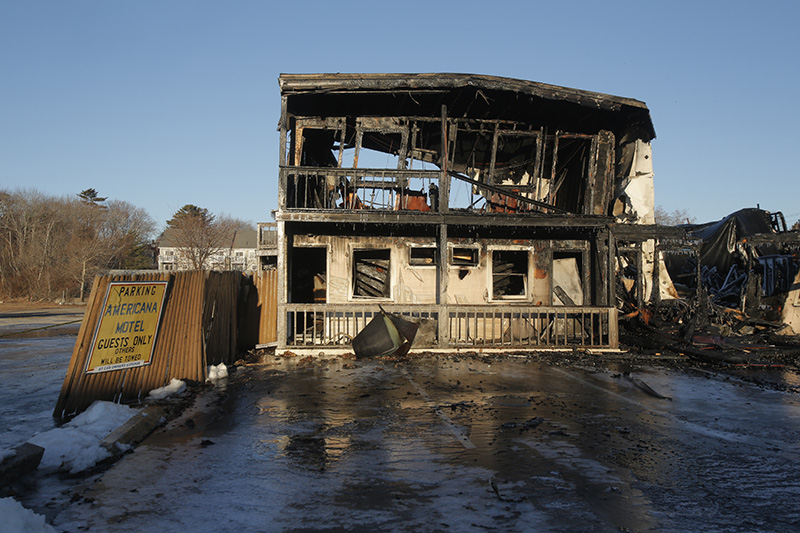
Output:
438,104,450,348
439,105,450,214
653,239,662,311
634,242,645,310
533,241,551,305
276,220,288,349
438,223,449,348
276,96,290,349
279,95,288,166
606,228,616,307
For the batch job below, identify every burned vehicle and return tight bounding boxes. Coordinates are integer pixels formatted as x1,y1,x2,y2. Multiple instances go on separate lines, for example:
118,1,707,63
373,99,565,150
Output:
271,73,663,353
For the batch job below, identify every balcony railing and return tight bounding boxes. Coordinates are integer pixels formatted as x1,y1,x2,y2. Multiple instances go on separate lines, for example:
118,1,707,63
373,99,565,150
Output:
446,305,616,349
281,167,441,212
283,304,617,350
257,223,277,248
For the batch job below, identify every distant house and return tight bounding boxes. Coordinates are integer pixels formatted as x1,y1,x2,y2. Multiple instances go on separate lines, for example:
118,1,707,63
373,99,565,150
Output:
157,228,260,272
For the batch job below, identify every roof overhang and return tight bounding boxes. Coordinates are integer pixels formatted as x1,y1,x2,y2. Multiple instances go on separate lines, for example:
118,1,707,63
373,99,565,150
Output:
279,73,655,141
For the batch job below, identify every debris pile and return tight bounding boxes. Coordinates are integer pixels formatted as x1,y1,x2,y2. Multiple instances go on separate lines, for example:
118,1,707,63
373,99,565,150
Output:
619,208,800,364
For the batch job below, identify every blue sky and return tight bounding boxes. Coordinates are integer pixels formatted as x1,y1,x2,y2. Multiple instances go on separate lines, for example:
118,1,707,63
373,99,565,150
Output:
2,0,799,232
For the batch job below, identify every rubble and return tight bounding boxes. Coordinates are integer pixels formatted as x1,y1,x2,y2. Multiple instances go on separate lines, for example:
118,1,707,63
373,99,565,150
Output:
617,208,800,366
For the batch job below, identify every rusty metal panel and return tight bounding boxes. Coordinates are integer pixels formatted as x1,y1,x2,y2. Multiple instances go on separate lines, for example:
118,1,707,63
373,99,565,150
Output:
54,270,242,417
257,269,278,345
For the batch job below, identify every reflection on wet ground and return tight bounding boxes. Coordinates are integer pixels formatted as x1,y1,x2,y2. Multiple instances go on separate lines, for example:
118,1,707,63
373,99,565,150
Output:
0,336,76,448
0,306,85,337
49,355,800,532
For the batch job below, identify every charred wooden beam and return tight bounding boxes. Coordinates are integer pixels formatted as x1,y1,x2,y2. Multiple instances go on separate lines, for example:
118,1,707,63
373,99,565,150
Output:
448,171,571,214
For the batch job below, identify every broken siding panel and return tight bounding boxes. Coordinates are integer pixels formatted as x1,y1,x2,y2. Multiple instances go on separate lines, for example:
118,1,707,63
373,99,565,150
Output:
552,258,585,305
448,243,488,304
399,245,438,304
614,139,655,224
780,269,800,333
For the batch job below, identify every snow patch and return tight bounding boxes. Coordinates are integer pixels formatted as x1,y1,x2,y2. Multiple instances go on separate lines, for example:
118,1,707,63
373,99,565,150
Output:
0,497,56,532
207,363,228,382
27,400,139,474
147,378,187,400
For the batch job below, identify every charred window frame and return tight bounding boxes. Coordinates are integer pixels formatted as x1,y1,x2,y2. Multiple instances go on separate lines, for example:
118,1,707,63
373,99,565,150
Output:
489,128,542,189
352,248,392,299
353,117,409,170
451,122,495,178
450,246,480,267
408,245,437,267
490,249,529,300
286,118,349,209
290,117,413,170
291,117,347,168
449,122,600,213
407,118,443,170
543,132,596,213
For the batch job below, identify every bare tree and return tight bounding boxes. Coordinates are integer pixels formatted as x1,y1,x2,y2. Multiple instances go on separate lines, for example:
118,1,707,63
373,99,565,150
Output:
0,188,155,301
105,200,156,270
67,197,156,299
654,205,696,226
0,189,71,299
165,205,242,270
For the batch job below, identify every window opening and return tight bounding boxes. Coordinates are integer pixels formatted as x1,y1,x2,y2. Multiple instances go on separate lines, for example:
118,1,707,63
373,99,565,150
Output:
490,131,540,186
290,247,327,303
492,250,528,299
547,134,594,212
353,249,391,298
409,246,437,266
356,136,404,169
552,251,584,305
451,247,479,267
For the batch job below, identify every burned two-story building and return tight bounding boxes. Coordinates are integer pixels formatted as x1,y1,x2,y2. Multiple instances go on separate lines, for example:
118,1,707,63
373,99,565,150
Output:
274,73,659,354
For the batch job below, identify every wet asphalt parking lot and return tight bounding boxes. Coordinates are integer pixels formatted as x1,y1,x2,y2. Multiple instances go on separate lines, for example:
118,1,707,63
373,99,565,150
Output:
41,352,800,532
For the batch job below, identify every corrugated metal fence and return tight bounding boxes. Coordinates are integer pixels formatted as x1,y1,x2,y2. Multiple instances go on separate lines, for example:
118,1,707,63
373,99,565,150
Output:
54,270,255,417
255,269,278,346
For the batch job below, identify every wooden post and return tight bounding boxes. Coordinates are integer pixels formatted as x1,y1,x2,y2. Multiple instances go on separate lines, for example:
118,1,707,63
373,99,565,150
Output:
438,224,449,348
276,220,288,350
438,104,450,348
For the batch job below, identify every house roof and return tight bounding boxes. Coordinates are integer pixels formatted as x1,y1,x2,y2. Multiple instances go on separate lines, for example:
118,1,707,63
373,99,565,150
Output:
279,72,655,141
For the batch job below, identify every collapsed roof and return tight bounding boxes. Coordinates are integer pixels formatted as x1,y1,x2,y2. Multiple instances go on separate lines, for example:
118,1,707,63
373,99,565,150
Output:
279,72,655,142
